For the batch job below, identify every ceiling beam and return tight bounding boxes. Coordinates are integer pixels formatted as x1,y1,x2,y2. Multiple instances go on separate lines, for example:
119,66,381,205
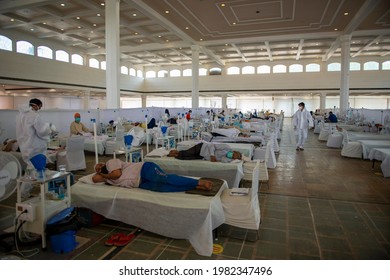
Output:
199,46,225,66
264,41,273,61
0,0,63,13
343,0,382,34
322,37,340,61
231,44,248,63
296,39,304,60
351,35,383,57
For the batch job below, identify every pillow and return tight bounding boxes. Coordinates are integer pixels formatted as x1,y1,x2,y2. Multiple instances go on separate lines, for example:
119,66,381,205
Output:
78,173,105,185
145,148,169,157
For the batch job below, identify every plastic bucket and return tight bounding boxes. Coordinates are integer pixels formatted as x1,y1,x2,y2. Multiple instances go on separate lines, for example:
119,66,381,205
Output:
50,230,78,254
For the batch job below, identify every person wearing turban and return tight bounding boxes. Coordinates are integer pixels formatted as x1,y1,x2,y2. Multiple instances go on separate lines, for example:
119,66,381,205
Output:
70,112,92,136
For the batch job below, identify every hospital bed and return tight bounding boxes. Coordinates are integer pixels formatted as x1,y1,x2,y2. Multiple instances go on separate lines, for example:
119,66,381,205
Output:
176,140,255,159
143,156,244,188
71,174,227,256
60,135,109,155
357,140,390,159
368,148,390,177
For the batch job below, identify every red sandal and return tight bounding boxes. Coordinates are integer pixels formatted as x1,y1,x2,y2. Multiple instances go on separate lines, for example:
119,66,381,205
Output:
105,233,125,246
113,233,136,246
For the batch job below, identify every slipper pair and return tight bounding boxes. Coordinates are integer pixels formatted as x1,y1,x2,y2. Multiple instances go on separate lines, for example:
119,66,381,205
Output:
105,233,135,246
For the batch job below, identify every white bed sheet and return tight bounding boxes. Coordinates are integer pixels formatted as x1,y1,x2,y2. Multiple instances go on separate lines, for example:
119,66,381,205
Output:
368,148,390,177
144,156,244,188
210,136,264,146
60,136,109,155
176,140,255,158
357,140,390,159
71,178,227,256
347,132,390,141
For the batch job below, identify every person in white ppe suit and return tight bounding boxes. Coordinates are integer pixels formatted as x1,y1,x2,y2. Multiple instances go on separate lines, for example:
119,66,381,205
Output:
292,102,314,151
16,98,53,166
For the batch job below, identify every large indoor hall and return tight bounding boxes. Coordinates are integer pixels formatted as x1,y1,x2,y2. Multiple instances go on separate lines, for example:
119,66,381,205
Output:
1,118,388,260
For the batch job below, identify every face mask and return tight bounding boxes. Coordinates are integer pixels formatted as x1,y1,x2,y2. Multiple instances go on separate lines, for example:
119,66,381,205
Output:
226,151,233,159
299,106,303,110
75,118,81,122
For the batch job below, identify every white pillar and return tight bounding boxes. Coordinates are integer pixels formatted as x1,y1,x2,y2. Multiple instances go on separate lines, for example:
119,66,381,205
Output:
320,93,326,112
191,45,200,109
221,94,227,110
83,90,90,110
141,95,147,108
340,34,351,118
105,0,120,109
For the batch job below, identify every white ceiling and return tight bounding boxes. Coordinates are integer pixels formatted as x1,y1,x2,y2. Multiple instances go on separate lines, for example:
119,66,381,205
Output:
0,0,389,97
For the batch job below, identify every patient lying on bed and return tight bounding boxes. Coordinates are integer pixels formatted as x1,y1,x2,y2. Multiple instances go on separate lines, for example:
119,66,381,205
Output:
92,159,212,192
168,142,242,162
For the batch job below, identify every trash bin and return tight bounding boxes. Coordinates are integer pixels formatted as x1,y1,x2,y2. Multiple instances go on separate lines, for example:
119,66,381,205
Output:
46,207,80,254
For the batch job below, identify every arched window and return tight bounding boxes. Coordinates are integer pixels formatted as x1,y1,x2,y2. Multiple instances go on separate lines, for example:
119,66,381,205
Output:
170,69,181,77
209,67,222,75
136,69,143,78
257,65,270,74
306,63,320,72
37,46,53,59
89,58,99,68
199,68,208,76
71,54,83,65
145,70,156,78
157,70,168,77
350,62,361,71
364,61,379,70
101,61,106,70
227,67,240,75
55,50,69,62
289,64,303,73
120,66,129,75
383,61,390,70
327,63,340,71
129,68,136,76
16,41,34,55
0,35,12,51
273,64,287,73
183,69,192,76
242,66,255,74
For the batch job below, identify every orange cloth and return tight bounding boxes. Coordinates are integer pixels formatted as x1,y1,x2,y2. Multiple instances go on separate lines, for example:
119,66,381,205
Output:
74,112,81,118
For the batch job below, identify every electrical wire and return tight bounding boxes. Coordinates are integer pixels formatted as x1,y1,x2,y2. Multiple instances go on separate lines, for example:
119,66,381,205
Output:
12,210,40,258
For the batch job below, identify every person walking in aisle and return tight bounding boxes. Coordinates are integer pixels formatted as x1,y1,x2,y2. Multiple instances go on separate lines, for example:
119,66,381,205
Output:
292,102,314,151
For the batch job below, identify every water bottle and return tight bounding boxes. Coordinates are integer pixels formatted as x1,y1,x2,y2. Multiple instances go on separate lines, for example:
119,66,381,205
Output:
58,183,65,200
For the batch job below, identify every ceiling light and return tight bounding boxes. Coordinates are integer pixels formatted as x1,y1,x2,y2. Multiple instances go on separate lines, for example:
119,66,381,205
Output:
61,28,64,31
76,17,80,20
30,28,34,31
77,26,81,29
158,35,162,38
185,27,189,30
233,22,236,25
97,13,101,16
165,10,169,14
60,3,65,7
166,39,169,42
133,13,137,17
344,12,348,16
221,3,226,7
91,31,94,33
43,22,46,25
93,23,97,26
10,18,14,22
135,32,138,35
101,3,105,6
334,28,338,31
200,38,203,41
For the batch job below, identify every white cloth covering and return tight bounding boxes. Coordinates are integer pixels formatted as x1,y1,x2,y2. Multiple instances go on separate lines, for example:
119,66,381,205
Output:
143,156,244,188
176,140,255,159
368,148,390,177
71,174,227,256
357,140,390,159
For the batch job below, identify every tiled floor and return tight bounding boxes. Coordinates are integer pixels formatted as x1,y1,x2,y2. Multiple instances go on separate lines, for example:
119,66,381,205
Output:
1,118,389,260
